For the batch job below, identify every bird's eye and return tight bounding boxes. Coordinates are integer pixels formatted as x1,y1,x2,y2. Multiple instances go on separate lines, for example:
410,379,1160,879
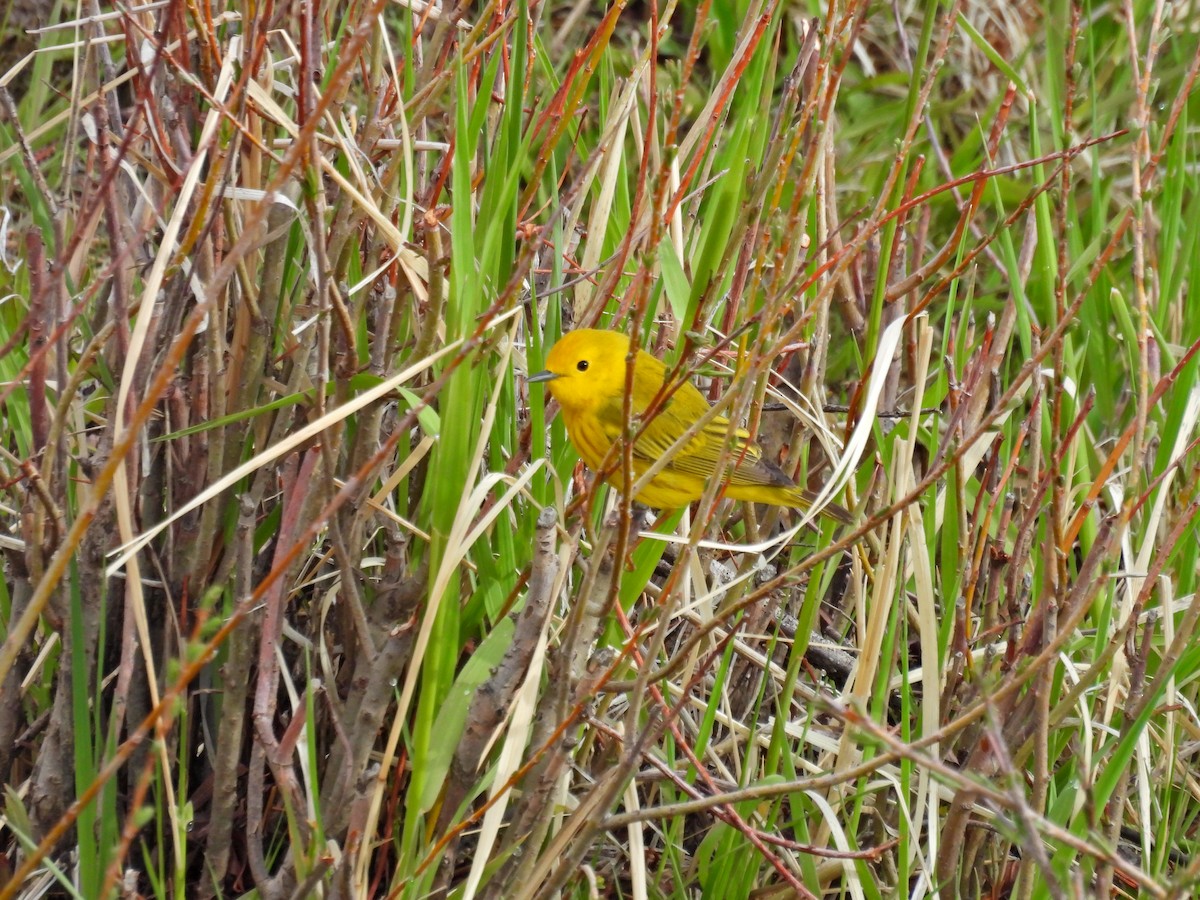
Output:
576,360,589,371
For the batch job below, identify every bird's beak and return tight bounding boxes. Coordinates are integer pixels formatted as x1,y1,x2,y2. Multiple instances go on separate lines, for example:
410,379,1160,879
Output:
527,370,559,383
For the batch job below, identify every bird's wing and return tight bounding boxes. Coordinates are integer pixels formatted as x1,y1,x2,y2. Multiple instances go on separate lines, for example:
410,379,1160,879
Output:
596,375,792,489
661,417,795,489
593,370,711,464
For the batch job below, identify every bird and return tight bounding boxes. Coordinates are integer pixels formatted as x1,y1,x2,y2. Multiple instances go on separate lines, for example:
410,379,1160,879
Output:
528,328,851,523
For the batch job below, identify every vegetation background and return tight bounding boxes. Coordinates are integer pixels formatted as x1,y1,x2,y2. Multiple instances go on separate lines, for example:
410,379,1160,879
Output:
1,0,1199,897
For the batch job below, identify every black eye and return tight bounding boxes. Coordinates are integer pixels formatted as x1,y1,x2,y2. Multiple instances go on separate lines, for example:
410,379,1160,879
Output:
576,359,589,371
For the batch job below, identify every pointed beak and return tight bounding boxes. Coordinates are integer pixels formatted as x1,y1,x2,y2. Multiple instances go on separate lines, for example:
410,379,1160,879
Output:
527,370,559,383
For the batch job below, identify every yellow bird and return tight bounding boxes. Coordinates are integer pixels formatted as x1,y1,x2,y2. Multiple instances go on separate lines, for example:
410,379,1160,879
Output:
528,329,851,523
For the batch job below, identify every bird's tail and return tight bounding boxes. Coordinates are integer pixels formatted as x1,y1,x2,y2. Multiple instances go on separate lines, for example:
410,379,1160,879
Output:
786,485,853,525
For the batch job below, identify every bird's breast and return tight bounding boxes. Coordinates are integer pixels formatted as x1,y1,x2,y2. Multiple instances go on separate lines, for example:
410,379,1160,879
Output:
562,408,615,472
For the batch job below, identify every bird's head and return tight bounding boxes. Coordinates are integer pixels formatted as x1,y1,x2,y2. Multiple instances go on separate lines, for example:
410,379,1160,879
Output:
528,329,631,415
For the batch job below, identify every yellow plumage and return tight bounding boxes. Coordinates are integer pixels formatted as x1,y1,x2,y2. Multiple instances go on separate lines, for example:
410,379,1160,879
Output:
529,329,850,523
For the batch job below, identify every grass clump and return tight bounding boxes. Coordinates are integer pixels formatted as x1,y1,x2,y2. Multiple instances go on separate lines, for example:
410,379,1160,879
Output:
0,1,1198,897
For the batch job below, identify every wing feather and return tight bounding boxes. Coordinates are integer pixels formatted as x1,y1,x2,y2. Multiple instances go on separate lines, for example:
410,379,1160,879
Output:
593,354,796,491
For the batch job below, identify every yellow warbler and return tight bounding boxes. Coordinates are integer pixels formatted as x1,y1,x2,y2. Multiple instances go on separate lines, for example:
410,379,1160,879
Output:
529,329,851,523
